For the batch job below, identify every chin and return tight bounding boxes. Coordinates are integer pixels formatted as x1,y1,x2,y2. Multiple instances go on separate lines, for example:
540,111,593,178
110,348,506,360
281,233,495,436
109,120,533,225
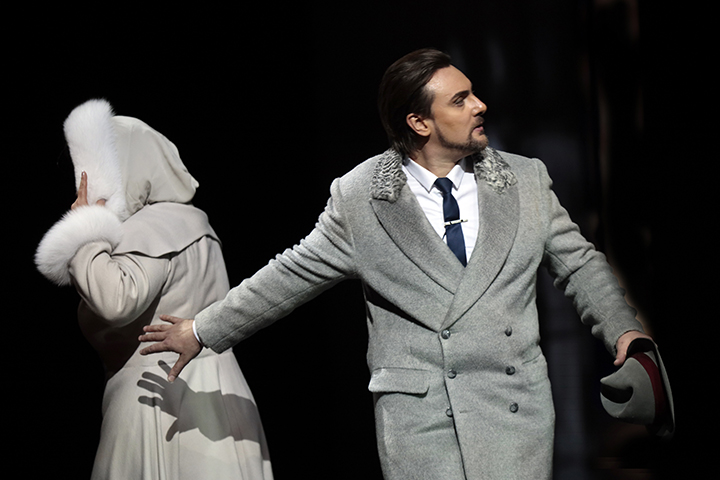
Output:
470,135,489,152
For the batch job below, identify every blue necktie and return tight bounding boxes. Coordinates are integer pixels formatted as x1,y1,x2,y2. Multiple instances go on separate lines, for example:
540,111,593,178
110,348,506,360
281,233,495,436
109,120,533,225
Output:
434,177,467,266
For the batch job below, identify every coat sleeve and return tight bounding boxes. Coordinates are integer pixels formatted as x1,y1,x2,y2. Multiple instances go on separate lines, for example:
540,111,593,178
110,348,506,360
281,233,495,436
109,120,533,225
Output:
35,204,170,326
69,242,169,326
196,178,358,353
537,160,643,355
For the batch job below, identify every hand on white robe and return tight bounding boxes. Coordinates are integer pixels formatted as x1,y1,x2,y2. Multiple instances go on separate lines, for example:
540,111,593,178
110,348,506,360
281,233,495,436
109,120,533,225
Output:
139,314,201,382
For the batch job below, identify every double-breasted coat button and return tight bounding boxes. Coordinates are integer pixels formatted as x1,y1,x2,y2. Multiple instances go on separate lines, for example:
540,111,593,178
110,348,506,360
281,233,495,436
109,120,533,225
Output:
447,369,457,379
446,408,453,417
441,329,451,339
509,403,519,413
505,366,516,375
505,326,513,336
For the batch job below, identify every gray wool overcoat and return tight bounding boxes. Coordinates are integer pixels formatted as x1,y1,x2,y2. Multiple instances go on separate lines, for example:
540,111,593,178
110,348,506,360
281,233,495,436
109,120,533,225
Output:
195,147,643,479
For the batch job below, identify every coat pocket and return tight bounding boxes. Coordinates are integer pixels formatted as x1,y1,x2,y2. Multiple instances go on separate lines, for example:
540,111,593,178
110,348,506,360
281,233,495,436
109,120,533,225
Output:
368,367,430,395
521,351,551,388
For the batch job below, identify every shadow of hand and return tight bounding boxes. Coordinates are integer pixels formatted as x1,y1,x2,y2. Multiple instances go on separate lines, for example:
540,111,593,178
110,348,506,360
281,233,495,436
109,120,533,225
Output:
137,361,264,444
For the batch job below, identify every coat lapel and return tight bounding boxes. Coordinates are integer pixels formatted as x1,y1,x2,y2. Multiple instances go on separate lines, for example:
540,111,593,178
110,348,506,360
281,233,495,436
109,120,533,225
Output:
369,149,464,294
441,150,519,329
368,148,520,321
370,185,464,294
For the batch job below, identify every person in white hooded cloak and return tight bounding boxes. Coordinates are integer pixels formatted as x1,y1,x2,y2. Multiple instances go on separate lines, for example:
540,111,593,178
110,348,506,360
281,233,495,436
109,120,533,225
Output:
36,99,273,480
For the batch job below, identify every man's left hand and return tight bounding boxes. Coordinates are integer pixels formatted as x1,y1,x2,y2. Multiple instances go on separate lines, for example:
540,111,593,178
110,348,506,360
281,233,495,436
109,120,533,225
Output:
614,330,654,366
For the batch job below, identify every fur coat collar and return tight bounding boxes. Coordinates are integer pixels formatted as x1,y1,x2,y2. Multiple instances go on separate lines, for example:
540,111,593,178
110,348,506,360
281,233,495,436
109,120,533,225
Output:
370,146,517,202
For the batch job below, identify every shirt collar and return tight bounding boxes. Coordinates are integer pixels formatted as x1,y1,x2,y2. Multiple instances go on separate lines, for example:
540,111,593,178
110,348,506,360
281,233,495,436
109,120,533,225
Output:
403,157,469,193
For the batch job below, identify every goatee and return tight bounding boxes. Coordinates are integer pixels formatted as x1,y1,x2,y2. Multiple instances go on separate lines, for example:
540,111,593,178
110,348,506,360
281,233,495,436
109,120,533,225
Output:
437,130,489,155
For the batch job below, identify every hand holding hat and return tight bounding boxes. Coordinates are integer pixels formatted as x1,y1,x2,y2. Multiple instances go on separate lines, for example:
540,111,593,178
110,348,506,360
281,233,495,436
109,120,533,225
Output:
600,337,675,440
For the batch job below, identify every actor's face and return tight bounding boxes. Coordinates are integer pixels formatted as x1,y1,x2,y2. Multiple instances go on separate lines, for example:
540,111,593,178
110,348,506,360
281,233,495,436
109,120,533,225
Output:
425,66,488,156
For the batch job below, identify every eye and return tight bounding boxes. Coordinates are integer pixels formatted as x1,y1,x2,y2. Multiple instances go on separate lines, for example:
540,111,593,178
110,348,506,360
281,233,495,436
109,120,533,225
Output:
452,91,472,107
453,96,466,106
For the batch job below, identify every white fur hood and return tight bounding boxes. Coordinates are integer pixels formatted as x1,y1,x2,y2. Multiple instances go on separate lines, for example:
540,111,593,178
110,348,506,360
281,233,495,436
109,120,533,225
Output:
36,100,126,286
35,99,199,286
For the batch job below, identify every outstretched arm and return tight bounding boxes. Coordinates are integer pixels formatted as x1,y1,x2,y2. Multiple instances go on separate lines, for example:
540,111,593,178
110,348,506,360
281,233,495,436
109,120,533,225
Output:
140,178,358,381
139,315,201,382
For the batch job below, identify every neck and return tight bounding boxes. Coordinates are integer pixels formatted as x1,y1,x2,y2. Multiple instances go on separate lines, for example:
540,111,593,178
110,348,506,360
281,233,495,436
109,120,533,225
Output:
409,147,465,178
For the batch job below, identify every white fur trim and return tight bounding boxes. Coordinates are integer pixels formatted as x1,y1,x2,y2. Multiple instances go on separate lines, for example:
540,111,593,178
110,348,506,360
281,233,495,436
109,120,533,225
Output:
63,99,129,220
35,205,123,286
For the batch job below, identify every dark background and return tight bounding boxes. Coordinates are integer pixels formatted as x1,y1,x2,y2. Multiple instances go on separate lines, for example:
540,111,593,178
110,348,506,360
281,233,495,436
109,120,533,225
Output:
9,1,711,478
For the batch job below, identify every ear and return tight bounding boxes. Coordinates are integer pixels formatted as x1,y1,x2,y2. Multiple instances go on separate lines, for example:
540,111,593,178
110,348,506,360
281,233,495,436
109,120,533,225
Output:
406,113,431,138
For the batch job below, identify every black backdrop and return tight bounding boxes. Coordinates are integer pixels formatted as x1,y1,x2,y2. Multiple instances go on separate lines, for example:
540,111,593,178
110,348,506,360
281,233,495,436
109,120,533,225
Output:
9,1,710,478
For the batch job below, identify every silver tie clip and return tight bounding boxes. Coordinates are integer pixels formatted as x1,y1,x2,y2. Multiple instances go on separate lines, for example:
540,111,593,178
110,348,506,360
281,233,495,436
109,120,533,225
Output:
444,219,468,227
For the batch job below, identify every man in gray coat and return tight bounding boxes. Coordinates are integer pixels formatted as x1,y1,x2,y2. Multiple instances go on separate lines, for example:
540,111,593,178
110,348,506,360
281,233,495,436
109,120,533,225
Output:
140,49,652,479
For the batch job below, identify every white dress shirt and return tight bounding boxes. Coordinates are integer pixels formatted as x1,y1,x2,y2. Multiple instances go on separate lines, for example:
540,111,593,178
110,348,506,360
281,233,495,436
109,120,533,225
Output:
402,157,479,261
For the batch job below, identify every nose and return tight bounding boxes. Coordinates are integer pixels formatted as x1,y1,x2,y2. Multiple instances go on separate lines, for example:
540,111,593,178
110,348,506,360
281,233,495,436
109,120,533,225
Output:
471,94,486,115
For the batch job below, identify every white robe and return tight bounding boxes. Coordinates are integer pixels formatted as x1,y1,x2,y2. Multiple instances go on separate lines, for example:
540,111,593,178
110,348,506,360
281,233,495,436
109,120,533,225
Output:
72,203,273,479
35,101,273,479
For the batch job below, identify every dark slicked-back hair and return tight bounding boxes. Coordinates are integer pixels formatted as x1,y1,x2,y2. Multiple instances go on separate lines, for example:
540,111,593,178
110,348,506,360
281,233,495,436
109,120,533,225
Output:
378,48,452,157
